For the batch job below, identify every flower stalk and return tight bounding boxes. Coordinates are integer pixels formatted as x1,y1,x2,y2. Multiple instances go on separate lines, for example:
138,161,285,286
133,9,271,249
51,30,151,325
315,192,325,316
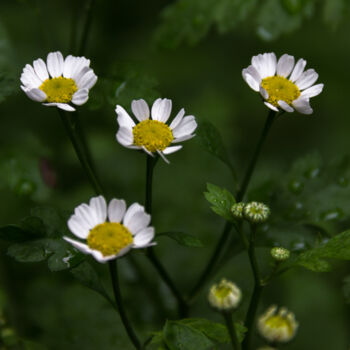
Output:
223,312,241,350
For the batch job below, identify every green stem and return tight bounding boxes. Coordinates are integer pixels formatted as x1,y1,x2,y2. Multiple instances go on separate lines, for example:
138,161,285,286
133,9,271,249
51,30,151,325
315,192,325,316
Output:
189,221,232,301
144,155,188,317
242,226,264,350
58,109,104,195
237,110,276,201
109,261,141,350
78,0,95,56
223,312,241,350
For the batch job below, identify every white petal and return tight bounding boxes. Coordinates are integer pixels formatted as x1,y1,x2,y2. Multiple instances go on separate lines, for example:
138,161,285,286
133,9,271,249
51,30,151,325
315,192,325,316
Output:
91,250,117,263
116,127,134,147
169,108,185,129
151,98,172,123
131,99,150,121
108,199,126,223
72,89,89,105
259,86,269,99
33,58,49,81
76,69,97,90
242,65,261,91
114,245,132,259
64,237,91,254
141,146,154,156
115,105,135,128
157,150,170,164
133,227,155,248
301,83,324,98
172,134,195,143
43,103,76,112
65,56,91,79
292,97,313,115
67,215,91,239
276,54,295,77
47,51,64,78
252,53,276,79
21,64,42,88
25,88,46,102
123,203,146,228
74,203,101,230
89,196,107,223
126,210,151,235
278,100,294,113
264,102,279,112
295,69,319,90
172,115,197,138
163,145,182,154
290,58,307,82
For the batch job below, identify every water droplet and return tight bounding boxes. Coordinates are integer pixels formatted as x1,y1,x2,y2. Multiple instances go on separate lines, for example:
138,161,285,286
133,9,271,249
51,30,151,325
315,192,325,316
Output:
320,208,343,221
288,180,304,194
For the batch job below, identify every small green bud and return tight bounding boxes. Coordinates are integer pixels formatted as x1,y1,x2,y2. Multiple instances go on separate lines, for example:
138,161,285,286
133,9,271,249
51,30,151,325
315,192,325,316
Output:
231,202,245,220
243,201,270,224
271,247,290,261
258,305,298,343
208,279,242,311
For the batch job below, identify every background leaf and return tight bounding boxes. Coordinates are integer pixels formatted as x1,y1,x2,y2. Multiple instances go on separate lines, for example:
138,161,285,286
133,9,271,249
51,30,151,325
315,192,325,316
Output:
157,231,203,248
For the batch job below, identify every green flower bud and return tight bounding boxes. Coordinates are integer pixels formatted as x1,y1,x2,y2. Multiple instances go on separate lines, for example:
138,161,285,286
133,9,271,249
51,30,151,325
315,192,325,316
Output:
208,279,242,311
258,305,298,343
231,202,245,220
243,201,270,224
271,247,290,261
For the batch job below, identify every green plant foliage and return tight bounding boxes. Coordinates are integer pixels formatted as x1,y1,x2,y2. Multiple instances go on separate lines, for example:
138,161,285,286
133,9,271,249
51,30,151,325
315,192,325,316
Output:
152,318,246,350
342,275,350,304
157,231,203,248
204,183,235,221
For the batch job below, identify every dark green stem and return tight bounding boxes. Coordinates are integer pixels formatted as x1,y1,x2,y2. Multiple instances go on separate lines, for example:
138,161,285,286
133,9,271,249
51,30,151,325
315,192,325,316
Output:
58,109,104,195
223,312,241,350
189,221,232,301
242,226,264,350
78,0,95,56
109,261,141,350
237,110,276,201
144,155,188,317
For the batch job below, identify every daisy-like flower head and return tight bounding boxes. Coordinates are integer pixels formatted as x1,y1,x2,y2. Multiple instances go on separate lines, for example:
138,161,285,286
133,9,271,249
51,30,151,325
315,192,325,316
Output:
258,305,298,343
20,51,97,112
242,53,324,115
64,195,156,263
208,278,242,311
116,98,197,163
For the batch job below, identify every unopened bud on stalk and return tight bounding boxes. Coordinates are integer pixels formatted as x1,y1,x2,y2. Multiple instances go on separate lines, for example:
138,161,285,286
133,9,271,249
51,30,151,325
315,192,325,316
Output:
231,202,245,220
258,305,298,343
271,247,290,261
243,201,270,224
208,279,242,311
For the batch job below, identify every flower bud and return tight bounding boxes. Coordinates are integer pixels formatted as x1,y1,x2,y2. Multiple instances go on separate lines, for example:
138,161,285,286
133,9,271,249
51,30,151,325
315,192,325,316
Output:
243,201,270,224
208,279,242,311
231,202,245,220
258,305,298,343
271,247,290,261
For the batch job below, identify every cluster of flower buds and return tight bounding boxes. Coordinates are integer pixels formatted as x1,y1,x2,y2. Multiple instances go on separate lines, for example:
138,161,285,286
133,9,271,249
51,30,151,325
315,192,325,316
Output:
208,278,242,312
270,247,290,261
231,201,270,224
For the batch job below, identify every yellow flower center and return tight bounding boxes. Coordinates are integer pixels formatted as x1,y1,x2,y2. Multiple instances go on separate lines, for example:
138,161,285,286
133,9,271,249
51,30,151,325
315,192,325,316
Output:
214,286,232,299
261,76,300,107
265,316,294,337
87,222,133,257
133,120,173,152
40,77,77,103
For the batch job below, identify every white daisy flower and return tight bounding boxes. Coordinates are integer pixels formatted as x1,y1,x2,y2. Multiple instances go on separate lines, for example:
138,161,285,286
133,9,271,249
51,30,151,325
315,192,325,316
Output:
116,98,197,163
242,53,324,115
64,195,156,263
20,51,97,112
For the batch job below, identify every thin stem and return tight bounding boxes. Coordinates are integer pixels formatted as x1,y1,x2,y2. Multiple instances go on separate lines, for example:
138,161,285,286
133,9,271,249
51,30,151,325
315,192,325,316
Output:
109,260,141,350
58,109,104,195
189,221,232,301
237,110,276,201
78,0,95,56
242,225,264,350
223,312,241,350
144,155,188,317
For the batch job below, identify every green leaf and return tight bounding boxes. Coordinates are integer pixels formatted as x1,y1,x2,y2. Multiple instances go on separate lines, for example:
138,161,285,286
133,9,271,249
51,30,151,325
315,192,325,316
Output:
158,232,203,248
204,183,235,221
196,121,235,178
7,239,50,263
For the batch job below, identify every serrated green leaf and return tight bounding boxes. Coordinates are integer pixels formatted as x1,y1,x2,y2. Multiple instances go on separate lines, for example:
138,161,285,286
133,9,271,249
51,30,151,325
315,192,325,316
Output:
158,232,203,248
7,239,50,263
204,183,235,221
196,121,236,179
